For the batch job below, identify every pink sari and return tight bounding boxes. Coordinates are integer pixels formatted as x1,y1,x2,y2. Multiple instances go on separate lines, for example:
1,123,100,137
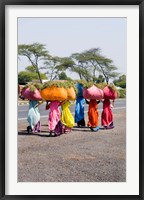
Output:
48,101,62,131
101,99,113,127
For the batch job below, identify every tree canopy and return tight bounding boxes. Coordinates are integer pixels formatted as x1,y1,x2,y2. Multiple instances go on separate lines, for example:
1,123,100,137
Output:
18,43,121,84
58,48,119,83
40,56,62,80
18,43,49,83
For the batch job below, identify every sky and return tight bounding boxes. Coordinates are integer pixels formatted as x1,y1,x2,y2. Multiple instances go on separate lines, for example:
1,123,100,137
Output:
18,17,127,79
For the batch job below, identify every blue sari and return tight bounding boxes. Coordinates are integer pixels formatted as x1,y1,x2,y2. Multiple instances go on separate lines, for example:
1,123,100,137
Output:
75,96,85,123
27,100,40,131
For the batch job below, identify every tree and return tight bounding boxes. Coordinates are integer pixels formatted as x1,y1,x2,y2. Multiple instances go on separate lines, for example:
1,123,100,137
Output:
70,53,92,81
43,56,60,80
58,56,91,81
58,48,119,83
72,48,119,83
41,56,67,80
113,74,126,88
18,43,49,83
25,65,36,73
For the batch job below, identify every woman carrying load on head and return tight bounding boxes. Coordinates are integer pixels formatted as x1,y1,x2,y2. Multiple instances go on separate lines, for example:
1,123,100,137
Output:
101,85,117,129
83,84,104,131
85,99,100,132
40,82,67,136
21,84,43,134
41,80,76,135
61,100,75,133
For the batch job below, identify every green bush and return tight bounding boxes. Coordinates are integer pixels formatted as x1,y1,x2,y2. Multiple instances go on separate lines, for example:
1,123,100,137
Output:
118,89,126,98
18,71,47,84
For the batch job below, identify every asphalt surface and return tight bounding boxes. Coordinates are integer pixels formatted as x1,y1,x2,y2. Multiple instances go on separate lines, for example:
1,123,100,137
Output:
18,100,126,182
18,98,126,120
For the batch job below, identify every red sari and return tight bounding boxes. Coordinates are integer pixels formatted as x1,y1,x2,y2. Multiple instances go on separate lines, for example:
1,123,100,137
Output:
101,99,113,127
87,100,99,128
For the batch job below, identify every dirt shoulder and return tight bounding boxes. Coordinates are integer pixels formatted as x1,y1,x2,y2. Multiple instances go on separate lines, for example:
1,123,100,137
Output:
18,109,126,182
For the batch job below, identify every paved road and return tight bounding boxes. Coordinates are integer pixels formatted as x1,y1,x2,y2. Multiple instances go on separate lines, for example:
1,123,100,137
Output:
18,98,126,120
18,99,126,183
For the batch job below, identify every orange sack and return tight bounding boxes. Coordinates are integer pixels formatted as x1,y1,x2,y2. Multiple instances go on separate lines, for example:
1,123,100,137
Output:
66,87,76,100
40,86,68,101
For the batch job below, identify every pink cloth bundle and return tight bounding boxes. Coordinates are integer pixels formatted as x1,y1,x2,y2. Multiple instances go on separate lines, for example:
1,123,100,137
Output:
83,85,104,100
21,87,42,100
103,86,117,99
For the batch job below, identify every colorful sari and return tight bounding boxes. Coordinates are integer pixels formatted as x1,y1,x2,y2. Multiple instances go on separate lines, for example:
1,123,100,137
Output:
27,100,41,133
75,96,85,126
47,101,62,132
61,101,74,133
101,99,114,129
87,99,99,128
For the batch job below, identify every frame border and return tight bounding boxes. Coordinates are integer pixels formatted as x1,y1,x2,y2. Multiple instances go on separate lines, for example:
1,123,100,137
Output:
0,0,143,199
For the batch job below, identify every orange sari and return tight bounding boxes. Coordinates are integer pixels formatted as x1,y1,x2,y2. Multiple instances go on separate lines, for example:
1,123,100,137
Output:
87,100,99,128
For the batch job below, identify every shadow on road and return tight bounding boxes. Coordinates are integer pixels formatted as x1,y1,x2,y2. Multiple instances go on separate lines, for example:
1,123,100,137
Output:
72,128,92,132
18,126,105,135
72,126,105,132
41,124,48,126
18,131,51,137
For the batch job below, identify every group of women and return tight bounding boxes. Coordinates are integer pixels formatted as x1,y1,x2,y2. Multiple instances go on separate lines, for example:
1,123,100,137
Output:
26,96,114,137
27,99,74,136
75,97,114,131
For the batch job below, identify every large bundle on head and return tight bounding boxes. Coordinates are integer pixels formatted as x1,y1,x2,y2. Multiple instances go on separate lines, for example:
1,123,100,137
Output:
40,80,76,101
66,86,76,100
83,84,104,100
21,83,42,100
103,85,118,100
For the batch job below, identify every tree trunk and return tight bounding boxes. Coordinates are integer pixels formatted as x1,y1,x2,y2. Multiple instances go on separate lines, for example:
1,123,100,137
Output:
37,70,42,83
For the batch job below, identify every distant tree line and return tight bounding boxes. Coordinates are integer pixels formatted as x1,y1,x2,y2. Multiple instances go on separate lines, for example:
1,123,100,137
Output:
18,43,126,88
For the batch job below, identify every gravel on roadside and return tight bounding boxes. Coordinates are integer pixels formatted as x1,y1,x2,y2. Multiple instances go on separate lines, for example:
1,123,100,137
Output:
18,109,126,182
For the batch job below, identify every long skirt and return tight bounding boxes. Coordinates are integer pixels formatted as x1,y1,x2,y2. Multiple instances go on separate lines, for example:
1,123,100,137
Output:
61,101,74,128
27,100,41,132
101,99,114,129
48,101,61,131
87,100,99,128
75,97,85,126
